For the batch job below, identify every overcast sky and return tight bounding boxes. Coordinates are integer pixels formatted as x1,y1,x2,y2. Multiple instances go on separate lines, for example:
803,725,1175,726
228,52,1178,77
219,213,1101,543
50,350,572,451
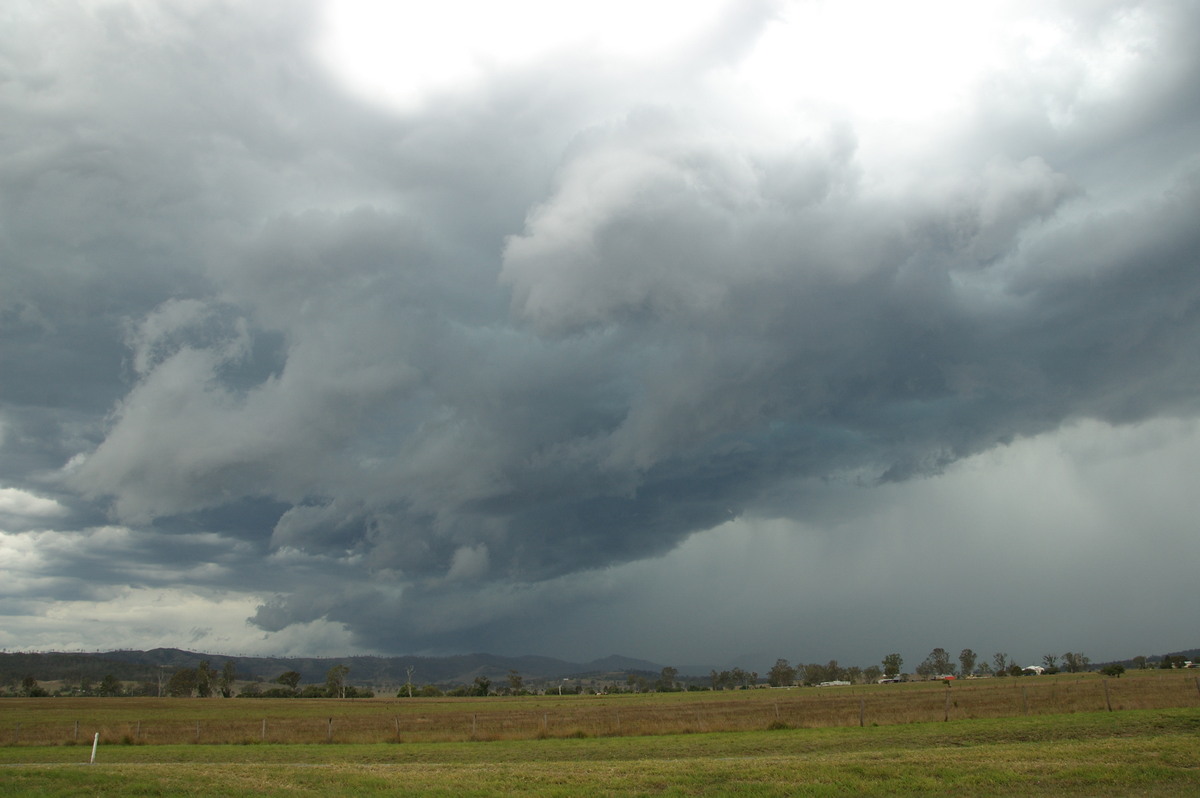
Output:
2,0,1199,674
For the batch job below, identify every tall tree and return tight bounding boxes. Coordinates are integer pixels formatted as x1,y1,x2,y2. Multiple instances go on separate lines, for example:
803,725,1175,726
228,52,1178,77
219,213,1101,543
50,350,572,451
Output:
656,666,679,692
1042,654,1058,670
195,660,215,698
219,661,237,698
768,658,798,687
325,664,350,698
882,653,903,678
992,652,1009,676
918,648,952,678
507,669,524,694
167,668,197,697
958,648,977,677
275,671,302,693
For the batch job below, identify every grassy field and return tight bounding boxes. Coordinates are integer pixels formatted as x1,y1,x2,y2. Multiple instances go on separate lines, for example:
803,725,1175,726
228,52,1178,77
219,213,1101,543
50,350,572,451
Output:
2,669,1197,745
1,709,1198,796
2,671,1198,795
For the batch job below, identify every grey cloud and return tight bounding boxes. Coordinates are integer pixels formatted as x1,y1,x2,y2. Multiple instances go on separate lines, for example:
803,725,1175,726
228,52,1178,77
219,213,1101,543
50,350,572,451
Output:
3,0,1199,659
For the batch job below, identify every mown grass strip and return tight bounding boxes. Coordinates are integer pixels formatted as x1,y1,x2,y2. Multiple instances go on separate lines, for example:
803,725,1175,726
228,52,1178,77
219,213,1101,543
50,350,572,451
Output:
2,709,1198,796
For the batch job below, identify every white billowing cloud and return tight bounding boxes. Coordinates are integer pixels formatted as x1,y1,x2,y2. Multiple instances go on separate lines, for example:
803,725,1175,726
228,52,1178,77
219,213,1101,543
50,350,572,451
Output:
0,487,67,519
318,0,733,110
0,585,359,658
446,543,489,582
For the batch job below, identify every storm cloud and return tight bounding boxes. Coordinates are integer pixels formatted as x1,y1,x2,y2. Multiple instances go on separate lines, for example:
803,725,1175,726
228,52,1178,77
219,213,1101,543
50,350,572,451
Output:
2,0,1199,667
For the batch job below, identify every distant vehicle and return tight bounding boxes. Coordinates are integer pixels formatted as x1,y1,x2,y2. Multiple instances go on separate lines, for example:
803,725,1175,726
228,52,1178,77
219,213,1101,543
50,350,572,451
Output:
877,677,901,683
817,680,851,687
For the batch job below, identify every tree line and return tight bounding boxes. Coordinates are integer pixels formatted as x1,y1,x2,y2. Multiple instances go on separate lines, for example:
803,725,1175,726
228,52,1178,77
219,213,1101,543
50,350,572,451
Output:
760,648,1109,688
5,648,1194,698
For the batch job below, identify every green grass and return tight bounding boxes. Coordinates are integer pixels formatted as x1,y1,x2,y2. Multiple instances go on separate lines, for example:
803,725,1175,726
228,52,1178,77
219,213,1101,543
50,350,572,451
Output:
2,709,1198,796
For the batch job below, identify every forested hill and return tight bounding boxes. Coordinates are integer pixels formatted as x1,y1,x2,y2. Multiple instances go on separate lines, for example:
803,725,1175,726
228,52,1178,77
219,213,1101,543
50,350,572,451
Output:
0,649,664,688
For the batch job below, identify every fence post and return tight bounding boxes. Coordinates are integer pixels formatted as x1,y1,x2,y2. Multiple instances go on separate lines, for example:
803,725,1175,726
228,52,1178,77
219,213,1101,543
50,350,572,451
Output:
1021,687,1029,716
859,698,865,727
75,720,80,741
326,718,333,743
136,720,141,741
90,732,99,764
944,685,951,722
262,719,267,741
1103,679,1112,712
195,721,200,742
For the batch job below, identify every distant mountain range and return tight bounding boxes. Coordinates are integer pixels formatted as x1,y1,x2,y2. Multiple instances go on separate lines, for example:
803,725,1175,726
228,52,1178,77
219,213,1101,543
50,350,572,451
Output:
6,646,1194,690
0,648,667,689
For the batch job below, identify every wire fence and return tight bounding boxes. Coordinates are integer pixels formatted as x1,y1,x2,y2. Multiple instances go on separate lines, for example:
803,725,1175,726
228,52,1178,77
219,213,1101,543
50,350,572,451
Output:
6,673,1199,746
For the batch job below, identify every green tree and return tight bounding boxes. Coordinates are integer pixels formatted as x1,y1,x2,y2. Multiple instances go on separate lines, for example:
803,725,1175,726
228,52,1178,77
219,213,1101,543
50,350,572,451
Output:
471,675,491,697
863,665,883,683
219,661,237,698
768,658,797,687
924,648,952,676
21,675,48,697
882,653,903,678
325,665,350,698
1062,652,1089,674
992,652,1009,676
275,671,302,692
1100,664,1125,678
507,669,524,694
958,648,977,677
656,666,679,692
98,674,122,697
1131,655,1148,670
1042,654,1058,670
167,668,197,697
195,660,215,698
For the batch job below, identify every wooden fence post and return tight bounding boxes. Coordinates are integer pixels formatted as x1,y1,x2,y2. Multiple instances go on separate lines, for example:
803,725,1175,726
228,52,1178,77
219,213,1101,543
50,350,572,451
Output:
262,719,267,741
75,720,80,741
859,698,865,727
1103,679,1112,712
326,718,333,743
